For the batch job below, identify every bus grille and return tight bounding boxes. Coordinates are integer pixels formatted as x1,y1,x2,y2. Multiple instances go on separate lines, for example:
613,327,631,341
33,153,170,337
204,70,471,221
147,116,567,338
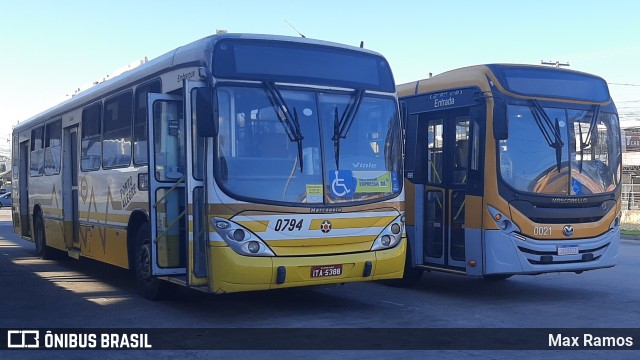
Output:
517,243,609,265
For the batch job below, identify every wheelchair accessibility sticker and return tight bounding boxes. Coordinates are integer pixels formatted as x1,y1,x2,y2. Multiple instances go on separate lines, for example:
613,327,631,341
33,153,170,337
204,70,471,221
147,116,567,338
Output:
329,170,356,198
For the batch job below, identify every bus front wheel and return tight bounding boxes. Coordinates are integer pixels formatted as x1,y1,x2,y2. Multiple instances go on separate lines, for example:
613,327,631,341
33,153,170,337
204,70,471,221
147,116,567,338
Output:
483,274,513,281
384,244,423,287
134,224,173,300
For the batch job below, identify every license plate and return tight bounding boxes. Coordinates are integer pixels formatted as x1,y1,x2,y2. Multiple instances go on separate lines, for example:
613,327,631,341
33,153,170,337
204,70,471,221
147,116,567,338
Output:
310,264,343,278
557,245,579,256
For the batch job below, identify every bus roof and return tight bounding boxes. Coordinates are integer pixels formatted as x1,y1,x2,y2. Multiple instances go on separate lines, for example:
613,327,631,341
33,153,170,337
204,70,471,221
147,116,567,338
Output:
14,33,385,133
397,64,490,97
398,64,610,102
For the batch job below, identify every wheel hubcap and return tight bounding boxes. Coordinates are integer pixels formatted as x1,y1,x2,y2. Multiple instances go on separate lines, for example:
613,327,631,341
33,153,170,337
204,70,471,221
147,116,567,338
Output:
139,245,152,281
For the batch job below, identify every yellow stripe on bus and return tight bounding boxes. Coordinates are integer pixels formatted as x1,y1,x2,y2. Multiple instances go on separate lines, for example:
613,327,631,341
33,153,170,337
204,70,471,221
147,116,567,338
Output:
265,235,375,247
309,216,396,230
236,220,269,233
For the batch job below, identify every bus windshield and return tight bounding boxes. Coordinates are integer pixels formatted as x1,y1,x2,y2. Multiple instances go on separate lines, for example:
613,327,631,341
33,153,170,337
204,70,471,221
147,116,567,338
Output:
499,104,621,195
215,84,402,205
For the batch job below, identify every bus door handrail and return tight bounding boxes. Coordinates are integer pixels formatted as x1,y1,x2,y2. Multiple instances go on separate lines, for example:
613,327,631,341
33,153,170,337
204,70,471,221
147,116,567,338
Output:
153,176,185,209
152,175,186,244
155,208,187,244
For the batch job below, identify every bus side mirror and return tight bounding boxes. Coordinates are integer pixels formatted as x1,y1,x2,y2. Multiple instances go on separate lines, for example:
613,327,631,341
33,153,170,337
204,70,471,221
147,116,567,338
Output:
493,97,508,140
402,101,422,184
195,88,218,137
400,100,408,144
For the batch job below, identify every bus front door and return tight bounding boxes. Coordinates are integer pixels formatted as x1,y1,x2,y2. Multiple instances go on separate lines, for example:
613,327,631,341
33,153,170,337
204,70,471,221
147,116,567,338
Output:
18,141,30,237
420,110,470,271
184,80,209,288
147,94,187,277
63,126,80,250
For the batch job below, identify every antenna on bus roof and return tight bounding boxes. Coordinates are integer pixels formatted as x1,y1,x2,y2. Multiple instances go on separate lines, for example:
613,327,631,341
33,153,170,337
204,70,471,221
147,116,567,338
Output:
541,60,570,68
360,41,364,48
284,20,306,38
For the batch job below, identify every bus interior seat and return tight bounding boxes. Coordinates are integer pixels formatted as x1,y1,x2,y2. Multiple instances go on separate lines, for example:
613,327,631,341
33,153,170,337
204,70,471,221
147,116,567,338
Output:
257,107,289,157
455,139,469,168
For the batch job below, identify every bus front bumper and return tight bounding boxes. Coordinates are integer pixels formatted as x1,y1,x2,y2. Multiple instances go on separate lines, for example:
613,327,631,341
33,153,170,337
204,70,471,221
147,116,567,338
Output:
209,239,405,293
483,228,619,275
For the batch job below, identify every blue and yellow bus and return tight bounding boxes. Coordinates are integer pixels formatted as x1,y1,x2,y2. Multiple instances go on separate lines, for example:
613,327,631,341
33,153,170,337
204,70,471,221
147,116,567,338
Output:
397,64,621,283
12,33,406,298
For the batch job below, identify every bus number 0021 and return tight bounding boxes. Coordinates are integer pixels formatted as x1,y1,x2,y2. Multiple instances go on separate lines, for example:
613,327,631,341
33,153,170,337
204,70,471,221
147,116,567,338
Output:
274,218,304,232
533,226,552,236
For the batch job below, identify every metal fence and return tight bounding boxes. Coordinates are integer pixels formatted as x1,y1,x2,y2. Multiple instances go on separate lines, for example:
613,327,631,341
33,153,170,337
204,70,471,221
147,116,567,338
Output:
622,183,640,210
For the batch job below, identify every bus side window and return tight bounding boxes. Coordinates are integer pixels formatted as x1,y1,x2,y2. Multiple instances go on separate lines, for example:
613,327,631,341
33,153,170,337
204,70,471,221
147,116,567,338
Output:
134,79,162,166
44,120,62,175
81,102,102,171
30,126,45,176
103,91,133,168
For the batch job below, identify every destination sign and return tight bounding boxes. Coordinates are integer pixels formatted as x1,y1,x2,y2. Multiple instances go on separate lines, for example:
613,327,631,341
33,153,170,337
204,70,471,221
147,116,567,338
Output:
404,87,479,113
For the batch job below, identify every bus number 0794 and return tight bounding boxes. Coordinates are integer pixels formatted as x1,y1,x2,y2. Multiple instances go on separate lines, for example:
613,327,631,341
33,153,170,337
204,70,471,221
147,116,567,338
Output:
274,218,304,232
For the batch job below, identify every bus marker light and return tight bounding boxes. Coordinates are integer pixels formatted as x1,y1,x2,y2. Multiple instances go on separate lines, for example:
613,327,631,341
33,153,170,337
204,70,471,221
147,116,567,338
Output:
495,213,502,221
468,260,477,267
215,221,230,230
138,173,149,191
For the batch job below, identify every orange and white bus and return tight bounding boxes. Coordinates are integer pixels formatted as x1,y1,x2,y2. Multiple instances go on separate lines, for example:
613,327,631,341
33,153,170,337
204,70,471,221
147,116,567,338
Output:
397,64,621,284
12,33,406,299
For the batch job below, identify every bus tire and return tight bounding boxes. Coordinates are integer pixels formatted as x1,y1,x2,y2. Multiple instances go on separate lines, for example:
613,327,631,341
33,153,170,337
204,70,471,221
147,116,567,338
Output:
34,214,53,260
134,224,173,300
483,274,513,281
384,244,423,287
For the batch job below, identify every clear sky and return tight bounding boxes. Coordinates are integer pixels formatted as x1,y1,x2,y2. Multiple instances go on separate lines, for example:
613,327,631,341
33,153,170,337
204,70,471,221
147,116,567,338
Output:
1,0,639,156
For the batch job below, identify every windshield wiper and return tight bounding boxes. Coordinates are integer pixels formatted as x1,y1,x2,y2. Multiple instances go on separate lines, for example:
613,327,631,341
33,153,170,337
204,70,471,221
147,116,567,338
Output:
264,81,304,172
530,100,564,173
332,90,364,169
578,105,600,173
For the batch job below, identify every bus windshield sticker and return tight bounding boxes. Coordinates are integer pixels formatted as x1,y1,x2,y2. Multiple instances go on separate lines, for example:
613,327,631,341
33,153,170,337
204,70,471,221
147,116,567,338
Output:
392,172,400,193
571,178,583,195
329,170,356,198
306,184,323,203
353,171,392,193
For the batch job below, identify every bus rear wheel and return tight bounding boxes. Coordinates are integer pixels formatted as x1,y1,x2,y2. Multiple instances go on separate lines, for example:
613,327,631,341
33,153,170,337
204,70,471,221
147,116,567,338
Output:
134,224,173,300
34,214,53,260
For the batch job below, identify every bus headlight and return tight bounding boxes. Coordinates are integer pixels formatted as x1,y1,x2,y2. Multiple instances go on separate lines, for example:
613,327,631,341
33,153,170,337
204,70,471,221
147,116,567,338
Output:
246,241,261,254
212,217,275,257
488,205,520,234
231,229,246,241
610,212,621,230
371,214,404,251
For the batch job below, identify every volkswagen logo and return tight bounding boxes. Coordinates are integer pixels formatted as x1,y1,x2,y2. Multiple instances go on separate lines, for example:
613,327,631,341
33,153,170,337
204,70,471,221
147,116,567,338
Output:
562,225,574,237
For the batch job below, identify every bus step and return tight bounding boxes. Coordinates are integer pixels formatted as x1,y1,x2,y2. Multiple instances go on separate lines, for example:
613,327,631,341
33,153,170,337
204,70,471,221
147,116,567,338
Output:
67,249,81,259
